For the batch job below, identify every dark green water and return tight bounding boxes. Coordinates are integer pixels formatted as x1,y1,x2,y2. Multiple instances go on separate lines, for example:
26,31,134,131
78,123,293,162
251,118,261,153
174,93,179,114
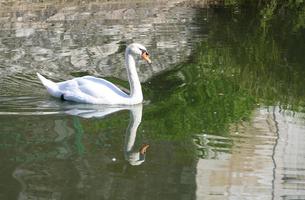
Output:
0,1,305,199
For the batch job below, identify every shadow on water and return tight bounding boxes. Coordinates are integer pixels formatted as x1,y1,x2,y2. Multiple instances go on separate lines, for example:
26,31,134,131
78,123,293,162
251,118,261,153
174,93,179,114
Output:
0,0,305,199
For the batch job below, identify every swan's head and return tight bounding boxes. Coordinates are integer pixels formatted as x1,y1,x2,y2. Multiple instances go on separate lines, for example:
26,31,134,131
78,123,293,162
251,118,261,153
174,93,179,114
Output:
127,43,151,64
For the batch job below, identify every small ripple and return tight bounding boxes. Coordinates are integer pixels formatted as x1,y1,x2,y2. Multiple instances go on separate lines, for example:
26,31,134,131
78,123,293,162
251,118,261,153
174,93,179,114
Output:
0,111,62,115
0,95,64,115
0,73,64,115
193,133,233,158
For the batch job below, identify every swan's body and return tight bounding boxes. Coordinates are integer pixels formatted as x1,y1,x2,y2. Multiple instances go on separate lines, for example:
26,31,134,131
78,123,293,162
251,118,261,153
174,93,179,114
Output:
37,43,151,105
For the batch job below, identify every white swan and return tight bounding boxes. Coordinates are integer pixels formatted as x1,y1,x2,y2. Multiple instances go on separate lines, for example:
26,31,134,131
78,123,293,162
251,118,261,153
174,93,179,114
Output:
37,43,151,105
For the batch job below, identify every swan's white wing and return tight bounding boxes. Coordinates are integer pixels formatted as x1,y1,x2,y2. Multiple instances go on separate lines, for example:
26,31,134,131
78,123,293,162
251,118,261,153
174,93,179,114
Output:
57,76,129,104
77,76,128,98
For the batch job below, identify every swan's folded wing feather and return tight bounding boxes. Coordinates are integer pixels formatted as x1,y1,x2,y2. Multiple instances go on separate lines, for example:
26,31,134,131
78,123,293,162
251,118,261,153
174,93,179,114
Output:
56,76,129,104
75,76,129,98
81,76,127,94
63,91,91,103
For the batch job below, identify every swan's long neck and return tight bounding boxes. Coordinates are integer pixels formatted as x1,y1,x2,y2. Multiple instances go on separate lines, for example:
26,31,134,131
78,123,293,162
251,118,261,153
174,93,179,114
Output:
125,50,143,103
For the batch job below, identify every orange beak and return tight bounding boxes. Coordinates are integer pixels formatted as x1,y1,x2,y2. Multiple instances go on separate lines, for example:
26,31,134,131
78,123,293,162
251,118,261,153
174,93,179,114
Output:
141,52,152,64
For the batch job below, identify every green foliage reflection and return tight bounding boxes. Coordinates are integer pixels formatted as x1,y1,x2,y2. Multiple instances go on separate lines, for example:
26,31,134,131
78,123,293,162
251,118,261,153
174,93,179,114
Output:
144,1,305,141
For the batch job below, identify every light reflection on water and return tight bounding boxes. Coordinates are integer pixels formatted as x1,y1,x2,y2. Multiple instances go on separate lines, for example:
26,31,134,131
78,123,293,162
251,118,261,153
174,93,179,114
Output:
2,106,304,199
0,107,197,200
195,107,305,199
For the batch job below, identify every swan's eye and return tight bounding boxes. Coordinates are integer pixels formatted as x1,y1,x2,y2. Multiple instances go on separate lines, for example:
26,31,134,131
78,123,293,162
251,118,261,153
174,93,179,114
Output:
140,49,152,64
140,49,149,56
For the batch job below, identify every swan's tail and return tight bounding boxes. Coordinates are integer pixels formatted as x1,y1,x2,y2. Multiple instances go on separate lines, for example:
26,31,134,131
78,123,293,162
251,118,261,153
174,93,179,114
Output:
37,73,61,98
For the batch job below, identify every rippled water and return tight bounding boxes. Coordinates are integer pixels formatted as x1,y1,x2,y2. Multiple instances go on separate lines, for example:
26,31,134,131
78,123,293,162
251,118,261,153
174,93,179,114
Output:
195,108,305,199
1,1,305,200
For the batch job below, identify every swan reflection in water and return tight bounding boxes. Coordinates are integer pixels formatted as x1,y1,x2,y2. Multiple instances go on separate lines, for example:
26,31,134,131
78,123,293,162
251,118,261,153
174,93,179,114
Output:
65,103,149,166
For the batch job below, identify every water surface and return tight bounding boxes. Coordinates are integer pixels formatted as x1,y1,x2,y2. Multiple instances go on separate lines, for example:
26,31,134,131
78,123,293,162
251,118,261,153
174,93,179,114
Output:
0,1,305,200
